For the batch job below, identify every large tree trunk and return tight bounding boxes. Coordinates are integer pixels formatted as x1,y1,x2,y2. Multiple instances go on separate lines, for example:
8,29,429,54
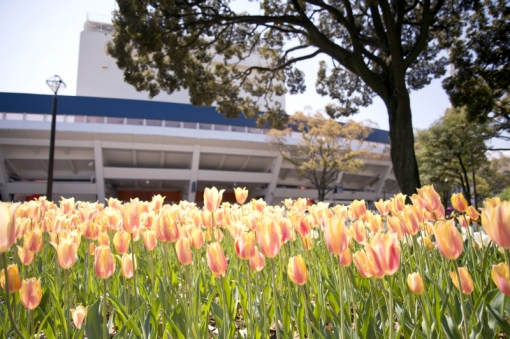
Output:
386,90,421,196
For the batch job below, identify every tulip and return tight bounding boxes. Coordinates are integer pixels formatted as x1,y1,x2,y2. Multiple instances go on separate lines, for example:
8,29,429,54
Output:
481,201,510,249
113,230,131,254
389,193,406,215
287,255,308,285
204,187,225,213
466,205,479,221
120,253,135,279
251,198,266,213
24,226,43,254
353,251,372,278
142,229,158,251
484,197,501,209
374,199,390,216
450,267,474,294
403,205,421,235
433,220,463,260
19,278,42,310
83,221,99,240
387,215,405,240
325,217,348,255
351,220,368,243
71,305,88,329
283,198,294,210
365,232,401,276
176,237,193,265
417,185,445,219
332,205,348,221
256,217,282,258
407,273,425,295
338,248,352,267
302,236,313,250
18,245,35,265
190,228,205,249
158,209,180,243
451,193,468,212
491,263,510,296
150,194,165,211
94,246,115,279
295,214,311,238
97,231,110,246
207,242,228,278
122,199,142,233
234,187,248,205
249,246,265,272
0,264,21,293
349,200,367,220
367,213,383,234
280,218,292,244
235,232,256,259
54,236,78,269
422,236,434,251
0,203,19,253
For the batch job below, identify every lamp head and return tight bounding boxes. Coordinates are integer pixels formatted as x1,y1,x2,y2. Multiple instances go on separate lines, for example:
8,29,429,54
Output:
46,75,66,94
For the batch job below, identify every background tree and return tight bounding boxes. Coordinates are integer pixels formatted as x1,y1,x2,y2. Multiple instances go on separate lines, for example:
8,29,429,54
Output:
269,112,371,201
443,0,510,142
108,0,466,196
416,107,508,207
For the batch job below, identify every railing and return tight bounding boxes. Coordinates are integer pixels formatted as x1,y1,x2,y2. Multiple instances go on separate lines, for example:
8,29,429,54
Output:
0,112,391,154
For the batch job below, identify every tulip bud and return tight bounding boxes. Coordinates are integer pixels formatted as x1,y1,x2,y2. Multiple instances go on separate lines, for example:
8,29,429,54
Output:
206,242,228,278
466,205,479,221
287,255,308,286
338,248,352,267
374,199,390,216
113,230,131,254
325,217,348,255
481,201,510,249
190,228,205,249
249,246,265,272
82,221,99,240
150,194,166,212
349,200,367,220
176,237,193,265
94,246,115,279
55,236,78,269
97,231,110,247
18,245,35,265
351,220,367,243
422,237,434,251
353,251,372,278
204,187,225,213
451,193,468,212
235,232,256,260
0,264,22,293
365,232,401,276
24,226,43,254
71,305,88,329
433,220,463,260
491,262,510,296
302,236,313,250
407,273,425,295
234,187,248,205
450,267,474,294
120,253,135,279
19,278,42,310
0,202,19,253
256,217,282,258
142,229,158,251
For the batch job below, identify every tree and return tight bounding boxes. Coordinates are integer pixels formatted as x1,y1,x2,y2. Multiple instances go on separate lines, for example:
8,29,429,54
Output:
415,107,496,207
269,112,371,201
108,0,466,196
443,0,510,141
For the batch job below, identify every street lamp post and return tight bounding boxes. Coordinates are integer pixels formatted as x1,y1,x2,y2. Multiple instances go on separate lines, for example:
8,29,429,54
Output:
45,75,66,200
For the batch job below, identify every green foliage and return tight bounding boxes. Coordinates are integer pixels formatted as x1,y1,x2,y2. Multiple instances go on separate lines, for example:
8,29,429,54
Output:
499,187,510,201
443,0,510,136
107,0,469,195
416,107,509,205
269,112,371,201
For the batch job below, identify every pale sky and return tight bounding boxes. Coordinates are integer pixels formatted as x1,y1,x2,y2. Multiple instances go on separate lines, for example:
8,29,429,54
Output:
0,0,452,132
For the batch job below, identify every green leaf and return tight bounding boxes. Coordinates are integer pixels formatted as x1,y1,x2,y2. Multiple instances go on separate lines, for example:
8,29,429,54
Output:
85,299,104,339
487,303,510,336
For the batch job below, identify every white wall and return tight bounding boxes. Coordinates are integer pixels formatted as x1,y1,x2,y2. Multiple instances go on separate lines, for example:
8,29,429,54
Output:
76,25,285,110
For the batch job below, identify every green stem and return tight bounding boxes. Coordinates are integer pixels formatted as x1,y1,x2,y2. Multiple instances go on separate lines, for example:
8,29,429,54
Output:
347,268,358,338
103,279,108,339
388,276,394,339
338,261,346,339
131,234,141,329
246,260,253,338
504,249,510,270
84,238,90,305
271,259,281,339
453,260,470,339
301,285,313,338
218,276,229,334
1,253,24,339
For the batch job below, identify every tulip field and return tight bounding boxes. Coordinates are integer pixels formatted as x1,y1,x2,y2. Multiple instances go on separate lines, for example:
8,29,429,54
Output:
1,185,510,339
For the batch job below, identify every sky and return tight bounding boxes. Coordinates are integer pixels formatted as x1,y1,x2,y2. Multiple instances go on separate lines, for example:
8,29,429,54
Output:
0,0,457,133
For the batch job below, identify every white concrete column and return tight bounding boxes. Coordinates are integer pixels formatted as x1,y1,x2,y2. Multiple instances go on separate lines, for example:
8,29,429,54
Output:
187,145,201,203
0,149,11,201
93,140,106,203
264,154,283,204
376,164,393,195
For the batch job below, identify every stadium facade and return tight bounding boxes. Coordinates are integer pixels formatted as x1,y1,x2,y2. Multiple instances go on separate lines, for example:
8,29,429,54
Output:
0,18,398,205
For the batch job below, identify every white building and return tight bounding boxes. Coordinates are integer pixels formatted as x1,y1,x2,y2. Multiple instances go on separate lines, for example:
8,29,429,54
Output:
0,19,398,206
